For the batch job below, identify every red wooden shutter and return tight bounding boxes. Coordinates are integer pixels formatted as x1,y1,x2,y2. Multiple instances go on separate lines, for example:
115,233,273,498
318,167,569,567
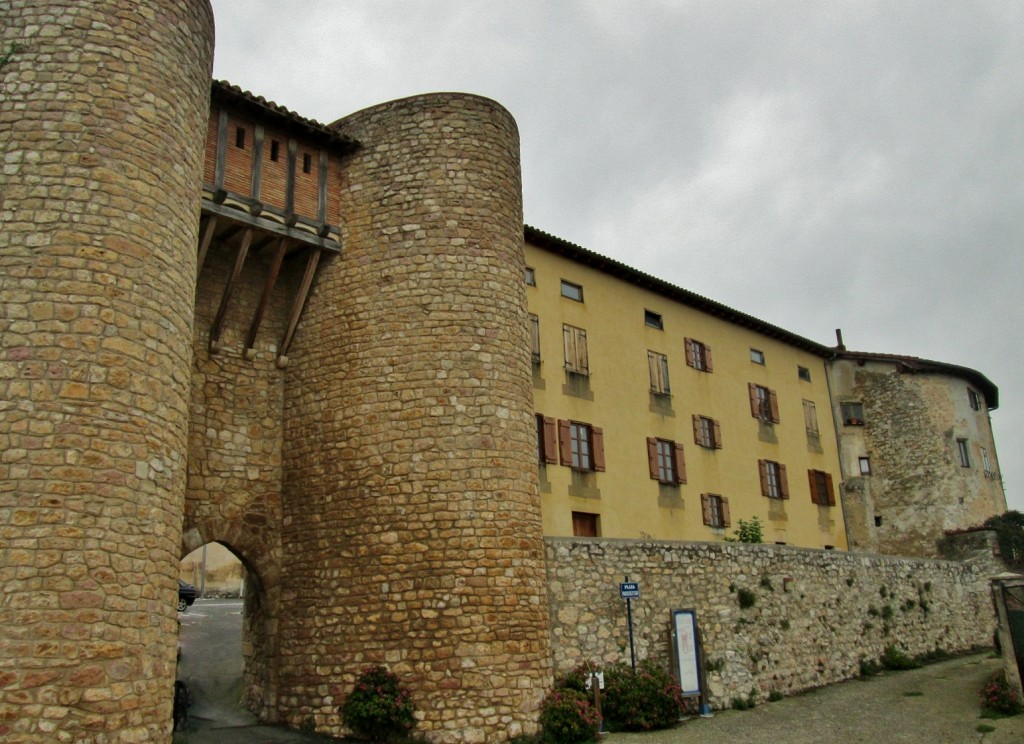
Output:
591,427,606,472
646,437,659,480
700,493,712,525
713,419,723,449
758,460,769,497
779,463,789,499
542,416,557,464
826,472,836,506
748,383,760,418
558,419,572,466
684,338,695,368
807,469,818,505
720,497,731,527
674,442,687,484
769,389,780,423
704,345,714,372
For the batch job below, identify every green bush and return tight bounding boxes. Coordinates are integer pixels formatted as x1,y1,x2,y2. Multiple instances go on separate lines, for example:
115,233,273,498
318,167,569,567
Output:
339,665,416,742
539,688,601,744
880,645,919,671
737,588,756,609
601,660,684,731
555,663,597,694
980,669,1023,716
725,516,763,543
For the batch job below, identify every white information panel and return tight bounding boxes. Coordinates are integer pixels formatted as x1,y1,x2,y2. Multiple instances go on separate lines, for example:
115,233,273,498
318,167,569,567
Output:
672,609,701,696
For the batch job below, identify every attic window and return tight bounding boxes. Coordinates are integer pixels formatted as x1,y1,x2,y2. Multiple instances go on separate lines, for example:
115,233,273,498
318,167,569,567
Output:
302,153,312,173
644,310,663,330
270,140,280,162
235,127,246,149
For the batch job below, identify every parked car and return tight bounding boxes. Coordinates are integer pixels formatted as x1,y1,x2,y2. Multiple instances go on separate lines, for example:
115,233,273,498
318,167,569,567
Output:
178,580,197,612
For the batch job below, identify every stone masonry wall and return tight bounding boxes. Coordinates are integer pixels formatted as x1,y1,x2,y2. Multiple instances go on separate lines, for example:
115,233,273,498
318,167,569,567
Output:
546,534,1001,708
0,2,213,741
275,94,552,743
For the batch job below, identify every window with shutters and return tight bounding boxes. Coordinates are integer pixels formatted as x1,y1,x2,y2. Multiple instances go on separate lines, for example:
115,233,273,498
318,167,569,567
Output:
536,415,557,465
572,511,600,537
684,338,713,373
802,400,819,435
808,469,836,506
562,324,589,375
647,437,686,485
701,493,730,529
981,447,993,476
529,314,541,366
749,384,780,423
648,351,670,395
558,419,605,472
758,459,789,499
693,415,722,449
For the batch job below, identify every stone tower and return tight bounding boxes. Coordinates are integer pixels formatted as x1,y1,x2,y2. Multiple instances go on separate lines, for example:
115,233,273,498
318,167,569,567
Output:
0,1,213,740
276,94,553,742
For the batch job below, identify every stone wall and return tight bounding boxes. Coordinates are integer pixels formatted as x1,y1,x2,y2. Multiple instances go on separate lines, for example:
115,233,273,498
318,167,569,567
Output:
546,534,1001,707
0,2,213,741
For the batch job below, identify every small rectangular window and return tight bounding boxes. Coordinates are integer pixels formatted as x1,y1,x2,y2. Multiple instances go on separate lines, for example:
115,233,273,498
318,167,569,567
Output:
562,324,589,375
841,402,864,426
648,351,670,395
981,447,992,476
968,389,982,411
808,469,835,506
525,267,536,286
701,493,730,529
798,366,811,381
235,126,246,149
572,511,600,537
759,459,789,499
685,338,713,373
270,139,280,162
557,419,605,472
749,384,780,423
560,280,583,302
529,314,541,365
858,456,871,475
302,153,312,173
693,415,722,449
644,310,663,329
956,438,970,468
750,348,765,365
648,437,685,485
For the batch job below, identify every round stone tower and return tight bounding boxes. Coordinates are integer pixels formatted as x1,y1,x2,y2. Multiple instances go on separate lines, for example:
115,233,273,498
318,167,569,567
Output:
0,1,213,740
278,94,552,742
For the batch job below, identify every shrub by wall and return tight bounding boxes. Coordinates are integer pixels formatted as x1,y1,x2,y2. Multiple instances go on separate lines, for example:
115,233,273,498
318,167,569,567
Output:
545,533,1001,708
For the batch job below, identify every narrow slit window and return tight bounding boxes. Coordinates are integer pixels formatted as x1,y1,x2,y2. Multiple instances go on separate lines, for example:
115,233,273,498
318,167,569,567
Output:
235,127,246,149
302,153,312,173
270,139,280,162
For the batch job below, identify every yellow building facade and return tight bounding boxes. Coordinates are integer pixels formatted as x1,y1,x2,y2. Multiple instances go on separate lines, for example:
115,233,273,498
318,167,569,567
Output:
526,228,848,549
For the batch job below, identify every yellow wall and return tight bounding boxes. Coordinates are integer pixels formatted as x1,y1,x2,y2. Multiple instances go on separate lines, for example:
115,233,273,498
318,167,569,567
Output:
526,241,847,549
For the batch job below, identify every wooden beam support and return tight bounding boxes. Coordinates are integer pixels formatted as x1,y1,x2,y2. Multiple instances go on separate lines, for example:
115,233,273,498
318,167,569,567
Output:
196,214,218,272
200,199,340,253
243,236,288,359
209,226,253,353
277,246,321,367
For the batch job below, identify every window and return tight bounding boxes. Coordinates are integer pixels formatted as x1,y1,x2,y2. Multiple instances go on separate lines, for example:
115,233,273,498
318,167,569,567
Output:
302,152,312,174
956,438,970,468
648,351,670,395
562,324,589,375
803,400,819,435
684,338,713,372
644,310,663,329
968,389,983,411
572,511,600,537
808,469,836,506
270,139,280,162
235,126,246,148
525,266,536,286
981,447,993,476
529,314,541,365
758,459,789,499
701,493,730,529
692,415,722,449
858,456,871,475
750,348,765,364
798,366,811,382
558,419,605,472
560,280,583,302
748,384,780,423
536,415,557,464
647,438,686,484
841,402,864,426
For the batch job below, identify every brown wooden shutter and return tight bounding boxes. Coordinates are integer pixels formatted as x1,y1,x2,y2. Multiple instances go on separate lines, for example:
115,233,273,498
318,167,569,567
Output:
807,469,818,505
758,460,769,497
713,419,723,448
769,389,780,423
748,383,760,418
720,497,731,527
700,493,712,526
578,328,589,374
674,442,687,484
542,416,557,464
648,352,659,391
684,338,695,368
558,419,572,466
646,437,659,480
692,415,702,445
826,472,836,506
779,463,789,499
704,345,714,372
591,427,606,472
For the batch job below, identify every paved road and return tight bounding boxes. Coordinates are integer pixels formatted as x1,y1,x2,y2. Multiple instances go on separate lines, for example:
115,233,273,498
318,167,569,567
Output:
176,600,1022,743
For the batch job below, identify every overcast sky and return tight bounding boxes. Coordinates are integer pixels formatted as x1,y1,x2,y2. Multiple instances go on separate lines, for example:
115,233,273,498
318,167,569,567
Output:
209,0,1023,512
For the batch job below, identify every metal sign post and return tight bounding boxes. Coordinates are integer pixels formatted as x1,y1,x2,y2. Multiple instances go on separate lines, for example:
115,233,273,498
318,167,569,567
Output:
619,575,640,671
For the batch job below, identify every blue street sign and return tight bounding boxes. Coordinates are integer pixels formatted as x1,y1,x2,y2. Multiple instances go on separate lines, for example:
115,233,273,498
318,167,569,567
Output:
619,582,640,599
